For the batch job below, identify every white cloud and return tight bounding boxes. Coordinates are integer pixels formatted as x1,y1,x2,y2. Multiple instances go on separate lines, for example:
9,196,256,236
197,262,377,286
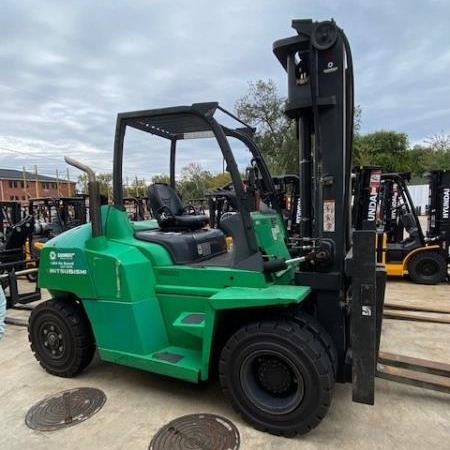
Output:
0,0,449,181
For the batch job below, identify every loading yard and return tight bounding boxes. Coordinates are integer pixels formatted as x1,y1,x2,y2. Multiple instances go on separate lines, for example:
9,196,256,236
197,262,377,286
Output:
1,279,449,450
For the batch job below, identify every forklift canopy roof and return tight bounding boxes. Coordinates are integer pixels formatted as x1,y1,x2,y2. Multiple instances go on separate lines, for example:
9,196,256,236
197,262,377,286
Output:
118,102,255,141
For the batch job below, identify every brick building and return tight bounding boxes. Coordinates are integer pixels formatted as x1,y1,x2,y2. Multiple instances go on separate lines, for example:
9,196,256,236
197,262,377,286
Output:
0,168,76,205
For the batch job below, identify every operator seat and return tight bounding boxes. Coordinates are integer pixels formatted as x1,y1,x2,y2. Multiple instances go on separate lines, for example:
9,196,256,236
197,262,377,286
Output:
386,212,423,261
148,183,208,230
136,183,226,264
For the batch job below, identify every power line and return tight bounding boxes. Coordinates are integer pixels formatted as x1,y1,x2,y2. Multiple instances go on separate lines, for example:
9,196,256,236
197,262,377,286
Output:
0,145,110,172
0,81,73,110
0,146,157,181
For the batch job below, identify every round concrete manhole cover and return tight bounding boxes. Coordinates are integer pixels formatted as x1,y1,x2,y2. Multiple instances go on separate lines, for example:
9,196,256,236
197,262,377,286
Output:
149,413,240,450
25,387,106,431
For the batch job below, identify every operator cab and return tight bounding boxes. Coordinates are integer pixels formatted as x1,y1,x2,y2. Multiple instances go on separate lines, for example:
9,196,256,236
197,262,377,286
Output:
137,182,226,264
113,103,284,270
379,174,425,262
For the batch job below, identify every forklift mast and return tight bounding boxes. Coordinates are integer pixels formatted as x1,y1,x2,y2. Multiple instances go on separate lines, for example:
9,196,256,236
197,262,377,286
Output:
427,170,450,251
274,19,386,403
274,20,353,274
380,176,402,242
352,166,382,231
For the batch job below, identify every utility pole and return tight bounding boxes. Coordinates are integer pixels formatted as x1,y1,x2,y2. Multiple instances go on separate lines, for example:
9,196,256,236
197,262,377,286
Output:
56,169,61,196
22,166,28,201
34,165,39,197
66,168,71,196
135,175,139,196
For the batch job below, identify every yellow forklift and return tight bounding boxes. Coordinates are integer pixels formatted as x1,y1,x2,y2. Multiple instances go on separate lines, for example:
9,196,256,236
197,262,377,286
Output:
377,172,449,284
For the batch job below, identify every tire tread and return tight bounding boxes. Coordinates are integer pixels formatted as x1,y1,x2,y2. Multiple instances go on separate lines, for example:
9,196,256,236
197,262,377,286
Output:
28,298,95,378
219,317,335,437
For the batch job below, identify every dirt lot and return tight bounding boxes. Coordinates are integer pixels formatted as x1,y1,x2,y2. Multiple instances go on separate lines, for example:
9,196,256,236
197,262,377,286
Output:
0,279,449,450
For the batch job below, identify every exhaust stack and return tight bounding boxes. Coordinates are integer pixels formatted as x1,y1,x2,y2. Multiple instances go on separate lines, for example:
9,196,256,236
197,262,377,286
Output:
64,156,103,238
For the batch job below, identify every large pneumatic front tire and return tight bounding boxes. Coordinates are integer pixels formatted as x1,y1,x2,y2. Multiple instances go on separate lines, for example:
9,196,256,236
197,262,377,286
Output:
219,319,335,437
287,312,338,377
408,252,447,285
28,298,96,377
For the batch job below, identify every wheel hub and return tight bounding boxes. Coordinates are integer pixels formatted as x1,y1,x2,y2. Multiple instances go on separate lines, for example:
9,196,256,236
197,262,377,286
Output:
239,350,305,415
419,260,437,275
42,324,64,357
256,357,296,394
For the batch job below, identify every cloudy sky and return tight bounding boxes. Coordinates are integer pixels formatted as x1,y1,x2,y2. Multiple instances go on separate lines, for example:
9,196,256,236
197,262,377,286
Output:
1,0,449,184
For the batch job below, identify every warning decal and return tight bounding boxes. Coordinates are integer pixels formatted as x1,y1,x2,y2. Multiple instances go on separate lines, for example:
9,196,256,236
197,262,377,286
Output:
323,199,335,232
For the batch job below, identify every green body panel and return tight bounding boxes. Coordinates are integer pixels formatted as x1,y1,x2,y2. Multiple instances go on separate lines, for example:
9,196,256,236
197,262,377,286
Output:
38,224,97,299
252,212,296,283
208,285,310,309
99,346,202,382
82,299,169,354
252,212,291,259
131,219,159,231
38,205,311,383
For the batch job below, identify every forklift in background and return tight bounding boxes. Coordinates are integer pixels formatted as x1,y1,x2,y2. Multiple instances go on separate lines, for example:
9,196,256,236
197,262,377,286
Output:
28,19,387,436
427,169,450,245
123,196,151,221
0,212,41,310
377,172,449,284
0,201,23,242
379,172,411,243
0,215,35,286
30,196,88,243
207,174,300,235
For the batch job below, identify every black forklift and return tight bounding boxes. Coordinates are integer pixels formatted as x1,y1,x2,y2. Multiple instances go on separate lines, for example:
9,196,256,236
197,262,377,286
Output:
0,201,23,242
427,169,450,246
207,174,300,234
123,196,150,221
378,172,449,284
0,213,40,311
30,196,87,242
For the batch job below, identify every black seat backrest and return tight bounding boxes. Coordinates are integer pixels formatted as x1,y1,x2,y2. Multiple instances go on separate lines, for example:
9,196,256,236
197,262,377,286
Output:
148,183,209,230
148,183,184,217
401,213,419,237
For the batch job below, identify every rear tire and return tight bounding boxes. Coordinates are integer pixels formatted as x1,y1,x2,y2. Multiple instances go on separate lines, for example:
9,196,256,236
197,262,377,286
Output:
408,252,447,285
219,319,334,437
28,298,95,377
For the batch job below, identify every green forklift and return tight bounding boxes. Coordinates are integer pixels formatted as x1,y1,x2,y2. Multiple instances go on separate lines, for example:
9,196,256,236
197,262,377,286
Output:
28,19,385,436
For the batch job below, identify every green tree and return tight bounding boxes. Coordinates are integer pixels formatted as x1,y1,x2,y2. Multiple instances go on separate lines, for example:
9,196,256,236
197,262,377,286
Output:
78,172,113,200
425,132,450,152
124,177,147,197
235,79,298,174
353,130,410,172
424,132,450,171
151,174,171,185
178,162,212,200
150,165,215,200
353,105,362,136
206,172,231,190
97,173,113,200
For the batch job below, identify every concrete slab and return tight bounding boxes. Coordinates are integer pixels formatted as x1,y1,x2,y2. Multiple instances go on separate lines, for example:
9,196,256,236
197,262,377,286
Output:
0,280,449,450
